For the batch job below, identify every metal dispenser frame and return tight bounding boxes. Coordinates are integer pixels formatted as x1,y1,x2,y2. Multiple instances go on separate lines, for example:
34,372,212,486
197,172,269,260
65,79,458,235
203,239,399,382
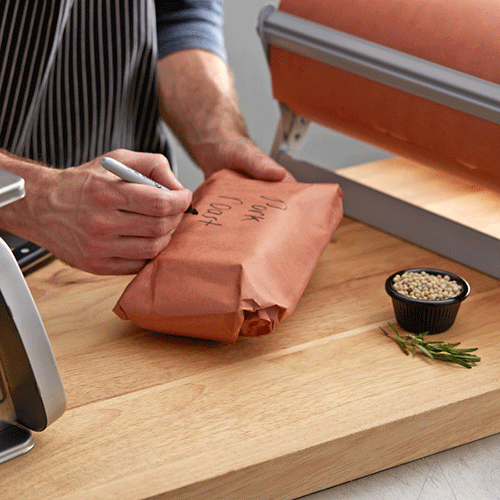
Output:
258,5,500,279
0,170,66,464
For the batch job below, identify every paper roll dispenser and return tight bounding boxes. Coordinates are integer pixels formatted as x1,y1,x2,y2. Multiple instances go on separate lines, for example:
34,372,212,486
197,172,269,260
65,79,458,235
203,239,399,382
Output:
258,0,500,279
0,170,66,464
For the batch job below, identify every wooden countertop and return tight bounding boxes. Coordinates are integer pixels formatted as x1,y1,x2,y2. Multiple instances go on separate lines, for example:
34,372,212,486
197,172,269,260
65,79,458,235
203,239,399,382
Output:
1,215,500,500
338,156,500,239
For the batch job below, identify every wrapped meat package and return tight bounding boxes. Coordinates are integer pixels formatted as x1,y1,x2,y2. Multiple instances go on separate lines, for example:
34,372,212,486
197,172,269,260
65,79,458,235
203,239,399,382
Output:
114,169,343,342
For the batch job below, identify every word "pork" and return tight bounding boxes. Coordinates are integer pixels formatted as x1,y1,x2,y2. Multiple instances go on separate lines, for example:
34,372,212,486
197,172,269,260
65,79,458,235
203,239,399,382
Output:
241,196,287,223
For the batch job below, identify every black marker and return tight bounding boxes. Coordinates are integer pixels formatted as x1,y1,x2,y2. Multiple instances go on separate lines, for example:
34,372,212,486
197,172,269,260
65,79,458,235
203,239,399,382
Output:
100,157,198,214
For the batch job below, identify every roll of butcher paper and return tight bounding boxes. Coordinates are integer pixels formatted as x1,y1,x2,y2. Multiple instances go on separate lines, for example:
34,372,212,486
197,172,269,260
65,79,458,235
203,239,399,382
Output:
270,0,500,185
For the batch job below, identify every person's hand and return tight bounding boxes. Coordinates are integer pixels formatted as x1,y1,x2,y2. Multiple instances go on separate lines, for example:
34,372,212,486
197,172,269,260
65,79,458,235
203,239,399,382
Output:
156,49,294,184
25,150,192,275
199,136,296,182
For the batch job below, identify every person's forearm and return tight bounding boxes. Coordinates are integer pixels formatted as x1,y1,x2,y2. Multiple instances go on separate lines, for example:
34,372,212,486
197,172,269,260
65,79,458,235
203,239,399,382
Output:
0,149,53,240
157,49,249,173
157,48,289,182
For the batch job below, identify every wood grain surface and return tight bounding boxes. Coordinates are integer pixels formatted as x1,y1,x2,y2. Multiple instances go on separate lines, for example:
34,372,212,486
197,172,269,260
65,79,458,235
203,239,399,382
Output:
1,215,499,500
338,157,500,239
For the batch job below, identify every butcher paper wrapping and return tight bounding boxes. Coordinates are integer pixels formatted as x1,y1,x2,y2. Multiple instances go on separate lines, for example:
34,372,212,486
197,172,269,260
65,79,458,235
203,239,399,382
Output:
114,169,343,342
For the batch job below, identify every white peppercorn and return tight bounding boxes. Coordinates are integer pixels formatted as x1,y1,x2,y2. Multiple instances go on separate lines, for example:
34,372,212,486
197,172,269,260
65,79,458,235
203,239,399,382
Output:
392,271,463,301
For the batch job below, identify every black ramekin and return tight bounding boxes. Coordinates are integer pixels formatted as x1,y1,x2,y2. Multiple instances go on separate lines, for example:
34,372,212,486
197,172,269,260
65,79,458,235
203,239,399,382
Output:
385,268,470,334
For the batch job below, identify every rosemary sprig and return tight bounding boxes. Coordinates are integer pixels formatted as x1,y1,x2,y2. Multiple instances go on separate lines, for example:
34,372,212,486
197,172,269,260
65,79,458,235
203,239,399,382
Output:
380,322,481,368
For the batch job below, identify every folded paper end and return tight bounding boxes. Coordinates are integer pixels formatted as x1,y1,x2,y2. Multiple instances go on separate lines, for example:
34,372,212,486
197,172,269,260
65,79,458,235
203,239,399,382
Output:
113,303,128,320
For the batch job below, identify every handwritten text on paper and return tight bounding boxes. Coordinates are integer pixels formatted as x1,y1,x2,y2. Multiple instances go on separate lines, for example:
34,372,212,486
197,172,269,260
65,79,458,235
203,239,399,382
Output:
197,195,288,227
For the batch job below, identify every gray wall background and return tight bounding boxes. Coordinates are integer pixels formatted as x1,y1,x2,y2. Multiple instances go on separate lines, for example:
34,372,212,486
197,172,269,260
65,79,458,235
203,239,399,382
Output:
173,0,390,192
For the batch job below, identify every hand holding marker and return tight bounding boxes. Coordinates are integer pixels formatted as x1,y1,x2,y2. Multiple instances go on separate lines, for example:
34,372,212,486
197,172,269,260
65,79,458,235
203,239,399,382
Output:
100,157,198,214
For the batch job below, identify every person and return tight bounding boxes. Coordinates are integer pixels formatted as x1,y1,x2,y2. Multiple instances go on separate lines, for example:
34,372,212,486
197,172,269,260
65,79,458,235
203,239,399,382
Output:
0,0,290,275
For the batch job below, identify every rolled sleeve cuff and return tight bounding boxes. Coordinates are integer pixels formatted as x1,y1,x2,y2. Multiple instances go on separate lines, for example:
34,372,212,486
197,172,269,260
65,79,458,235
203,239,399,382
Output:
156,2,227,61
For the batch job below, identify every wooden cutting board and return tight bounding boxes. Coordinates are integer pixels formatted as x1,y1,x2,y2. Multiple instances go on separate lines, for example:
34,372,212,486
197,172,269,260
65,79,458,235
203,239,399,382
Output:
1,214,499,500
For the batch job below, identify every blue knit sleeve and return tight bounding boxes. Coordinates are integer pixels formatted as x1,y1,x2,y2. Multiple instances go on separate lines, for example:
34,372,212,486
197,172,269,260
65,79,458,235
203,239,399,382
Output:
155,0,227,61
